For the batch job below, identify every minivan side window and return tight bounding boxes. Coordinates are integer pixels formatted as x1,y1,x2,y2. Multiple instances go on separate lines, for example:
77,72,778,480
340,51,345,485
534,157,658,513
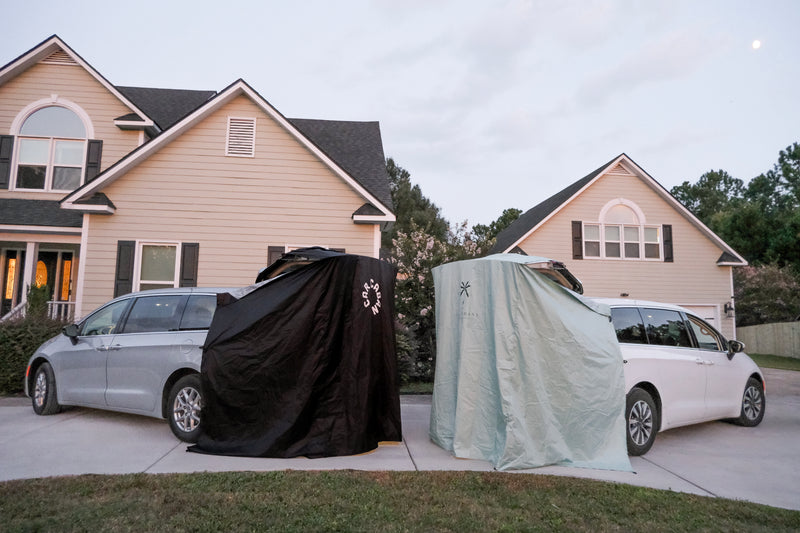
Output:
179,294,217,330
610,307,648,344
641,308,692,347
122,295,187,334
687,315,726,351
80,299,131,336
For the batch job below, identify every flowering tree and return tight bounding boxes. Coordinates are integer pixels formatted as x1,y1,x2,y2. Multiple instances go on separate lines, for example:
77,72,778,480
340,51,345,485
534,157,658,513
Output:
389,221,487,381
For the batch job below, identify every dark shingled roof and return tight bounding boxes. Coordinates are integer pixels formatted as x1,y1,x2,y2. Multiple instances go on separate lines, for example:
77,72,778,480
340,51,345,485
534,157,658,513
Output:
490,156,619,253
0,199,83,227
717,251,741,264
289,118,393,211
116,86,217,130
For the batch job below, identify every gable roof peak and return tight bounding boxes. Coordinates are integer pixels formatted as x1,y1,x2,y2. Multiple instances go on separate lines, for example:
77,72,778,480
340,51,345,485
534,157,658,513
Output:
62,76,394,220
0,35,156,131
490,153,747,265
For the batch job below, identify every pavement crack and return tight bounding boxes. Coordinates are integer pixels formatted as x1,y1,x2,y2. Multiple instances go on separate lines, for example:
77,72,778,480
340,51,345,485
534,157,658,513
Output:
143,441,184,474
641,456,718,498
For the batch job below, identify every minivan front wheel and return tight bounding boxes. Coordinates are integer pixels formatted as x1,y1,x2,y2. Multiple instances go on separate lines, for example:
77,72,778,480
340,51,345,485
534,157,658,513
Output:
32,362,62,416
626,387,658,456
733,377,765,427
167,374,203,443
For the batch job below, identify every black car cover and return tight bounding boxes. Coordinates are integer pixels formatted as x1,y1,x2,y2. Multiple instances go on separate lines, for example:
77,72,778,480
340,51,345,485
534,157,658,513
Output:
189,253,402,458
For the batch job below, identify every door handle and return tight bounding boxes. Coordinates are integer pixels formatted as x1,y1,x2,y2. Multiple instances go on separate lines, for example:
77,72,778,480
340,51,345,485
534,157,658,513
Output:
96,344,122,352
695,358,714,366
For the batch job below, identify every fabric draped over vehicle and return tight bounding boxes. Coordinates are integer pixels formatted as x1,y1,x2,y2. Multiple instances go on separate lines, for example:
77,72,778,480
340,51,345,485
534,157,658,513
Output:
189,253,402,458
430,254,632,471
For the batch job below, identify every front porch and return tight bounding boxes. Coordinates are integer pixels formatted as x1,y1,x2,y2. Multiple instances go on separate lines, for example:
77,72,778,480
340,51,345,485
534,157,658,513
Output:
1,241,79,322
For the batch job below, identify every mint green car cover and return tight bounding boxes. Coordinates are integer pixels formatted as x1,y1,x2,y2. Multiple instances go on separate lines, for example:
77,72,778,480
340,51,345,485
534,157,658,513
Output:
430,254,632,471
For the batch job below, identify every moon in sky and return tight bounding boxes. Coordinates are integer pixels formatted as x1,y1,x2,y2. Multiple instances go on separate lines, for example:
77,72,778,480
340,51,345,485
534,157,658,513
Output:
752,40,762,49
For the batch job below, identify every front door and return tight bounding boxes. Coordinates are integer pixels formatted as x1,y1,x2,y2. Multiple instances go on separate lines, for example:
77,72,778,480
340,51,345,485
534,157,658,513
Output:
1,250,25,316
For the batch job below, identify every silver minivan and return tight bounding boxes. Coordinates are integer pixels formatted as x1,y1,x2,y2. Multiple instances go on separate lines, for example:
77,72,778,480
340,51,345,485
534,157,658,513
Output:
24,287,233,442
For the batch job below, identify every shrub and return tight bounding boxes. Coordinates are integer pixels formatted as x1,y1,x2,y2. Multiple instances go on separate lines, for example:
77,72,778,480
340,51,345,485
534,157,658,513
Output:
25,284,50,320
734,264,800,326
0,317,65,395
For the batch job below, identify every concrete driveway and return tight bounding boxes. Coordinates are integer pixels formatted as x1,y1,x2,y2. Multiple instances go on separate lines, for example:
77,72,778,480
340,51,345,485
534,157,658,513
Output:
1,368,797,511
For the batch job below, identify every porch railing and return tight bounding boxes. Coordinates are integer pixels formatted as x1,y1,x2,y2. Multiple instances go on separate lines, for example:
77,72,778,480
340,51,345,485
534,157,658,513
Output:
47,301,75,322
0,301,75,323
0,302,26,323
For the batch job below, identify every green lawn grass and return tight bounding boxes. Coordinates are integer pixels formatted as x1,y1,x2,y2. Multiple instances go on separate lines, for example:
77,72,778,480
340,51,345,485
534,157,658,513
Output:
749,353,800,372
1,471,798,532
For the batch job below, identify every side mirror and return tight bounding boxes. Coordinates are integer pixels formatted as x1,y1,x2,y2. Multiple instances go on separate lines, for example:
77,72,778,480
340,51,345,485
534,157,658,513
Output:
63,324,80,345
727,339,745,360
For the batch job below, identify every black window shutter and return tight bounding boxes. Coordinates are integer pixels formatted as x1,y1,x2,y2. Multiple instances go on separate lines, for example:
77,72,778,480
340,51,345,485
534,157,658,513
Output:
571,221,583,260
267,246,284,266
0,135,14,189
84,140,103,183
179,243,200,287
114,241,136,297
663,225,674,262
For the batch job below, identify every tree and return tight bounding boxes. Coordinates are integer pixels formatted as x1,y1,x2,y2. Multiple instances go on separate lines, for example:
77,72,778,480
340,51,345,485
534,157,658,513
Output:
388,220,488,381
472,208,522,250
776,142,800,205
671,143,800,273
670,170,744,224
734,264,800,326
382,158,449,250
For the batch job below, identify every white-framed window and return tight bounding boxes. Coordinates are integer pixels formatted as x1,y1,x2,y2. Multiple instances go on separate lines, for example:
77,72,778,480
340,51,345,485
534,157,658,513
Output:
14,106,87,191
583,201,662,260
134,242,180,291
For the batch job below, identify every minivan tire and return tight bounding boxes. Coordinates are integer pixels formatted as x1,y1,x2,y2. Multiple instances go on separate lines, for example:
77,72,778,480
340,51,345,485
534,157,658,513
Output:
626,387,658,456
733,377,765,427
32,362,62,416
167,374,203,443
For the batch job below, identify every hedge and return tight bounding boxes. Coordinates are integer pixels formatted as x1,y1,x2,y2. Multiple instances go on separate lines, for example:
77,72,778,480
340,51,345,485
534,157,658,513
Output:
0,318,65,395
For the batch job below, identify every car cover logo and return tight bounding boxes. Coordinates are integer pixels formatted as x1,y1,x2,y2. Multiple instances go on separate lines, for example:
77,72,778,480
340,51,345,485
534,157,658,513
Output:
362,279,382,315
459,281,471,298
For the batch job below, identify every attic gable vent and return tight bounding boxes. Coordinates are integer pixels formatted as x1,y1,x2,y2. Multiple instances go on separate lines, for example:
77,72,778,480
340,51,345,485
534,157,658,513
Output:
608,162,634,175
226,117,256,157
41,48,78,66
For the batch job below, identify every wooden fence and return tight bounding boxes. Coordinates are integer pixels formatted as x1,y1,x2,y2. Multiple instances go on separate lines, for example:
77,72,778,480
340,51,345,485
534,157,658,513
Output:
737,322,800,359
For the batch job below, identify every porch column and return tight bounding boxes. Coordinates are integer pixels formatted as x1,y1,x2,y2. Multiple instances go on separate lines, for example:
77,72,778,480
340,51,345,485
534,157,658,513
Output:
21,241,39,305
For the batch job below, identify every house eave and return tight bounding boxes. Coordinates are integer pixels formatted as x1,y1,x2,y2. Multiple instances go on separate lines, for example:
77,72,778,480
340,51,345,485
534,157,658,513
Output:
60,202,115,215
353,214,396,224
0,224,82,236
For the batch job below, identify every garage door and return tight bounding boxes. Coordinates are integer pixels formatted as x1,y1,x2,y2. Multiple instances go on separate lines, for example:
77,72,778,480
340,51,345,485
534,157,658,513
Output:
681,305,720,328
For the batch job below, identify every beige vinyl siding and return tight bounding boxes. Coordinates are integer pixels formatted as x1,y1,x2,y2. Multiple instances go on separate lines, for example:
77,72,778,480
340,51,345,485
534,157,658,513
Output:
79,95,378,315
0,60,141,192
518,169,736,338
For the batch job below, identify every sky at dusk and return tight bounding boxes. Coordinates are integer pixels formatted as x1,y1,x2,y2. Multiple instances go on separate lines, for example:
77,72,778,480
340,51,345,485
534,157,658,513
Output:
2,0,798,225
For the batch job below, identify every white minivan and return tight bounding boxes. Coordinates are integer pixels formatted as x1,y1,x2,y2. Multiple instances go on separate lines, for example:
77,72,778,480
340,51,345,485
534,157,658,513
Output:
597,299,766,455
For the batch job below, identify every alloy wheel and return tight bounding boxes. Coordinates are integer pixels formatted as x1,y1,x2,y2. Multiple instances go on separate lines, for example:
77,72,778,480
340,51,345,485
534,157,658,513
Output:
742,384,763,421
34,371,47,408
173,386,201,433
629,399,653,446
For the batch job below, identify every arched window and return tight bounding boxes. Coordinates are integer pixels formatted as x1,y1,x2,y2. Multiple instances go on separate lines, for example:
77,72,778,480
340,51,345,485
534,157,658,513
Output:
15,106,87,191
582,200,662,260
